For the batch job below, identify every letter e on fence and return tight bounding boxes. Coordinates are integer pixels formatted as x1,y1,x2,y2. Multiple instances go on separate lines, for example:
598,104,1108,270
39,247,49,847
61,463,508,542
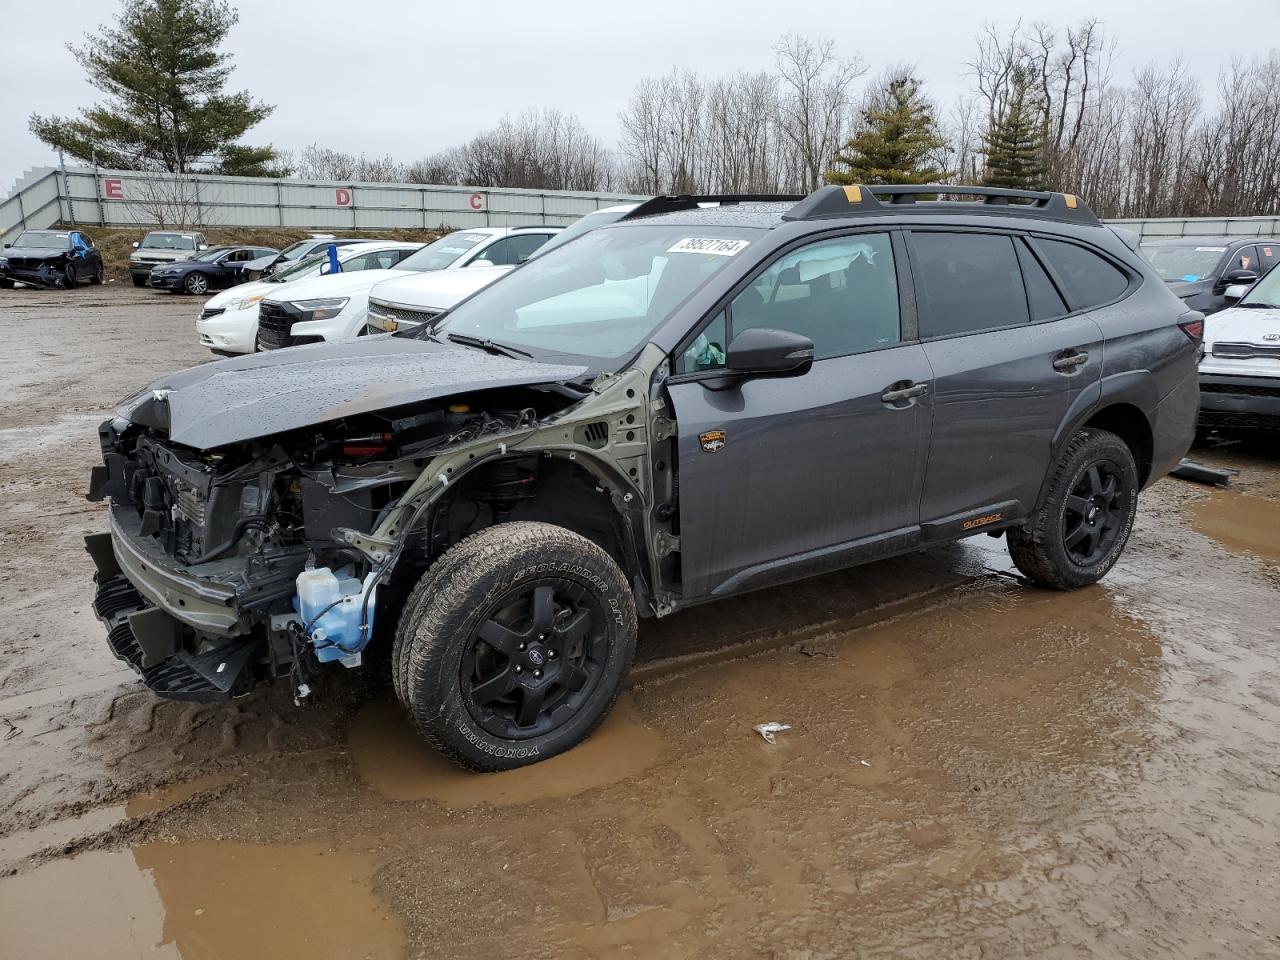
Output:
103,178,124,200
335,188,352,207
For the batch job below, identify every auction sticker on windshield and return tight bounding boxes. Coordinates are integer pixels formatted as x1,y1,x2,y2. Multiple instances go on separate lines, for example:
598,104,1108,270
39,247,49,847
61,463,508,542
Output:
667,238,751,256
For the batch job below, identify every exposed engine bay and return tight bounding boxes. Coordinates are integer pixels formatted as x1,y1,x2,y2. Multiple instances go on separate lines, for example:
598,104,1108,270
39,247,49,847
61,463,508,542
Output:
85,353,670,702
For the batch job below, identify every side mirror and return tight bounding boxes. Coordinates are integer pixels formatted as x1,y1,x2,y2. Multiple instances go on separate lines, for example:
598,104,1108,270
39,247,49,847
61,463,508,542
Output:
726,327,814,377
2,243,8,249
1224,269,1258,285
1224,284,1251,302
132,241,139,249
199,244,208,251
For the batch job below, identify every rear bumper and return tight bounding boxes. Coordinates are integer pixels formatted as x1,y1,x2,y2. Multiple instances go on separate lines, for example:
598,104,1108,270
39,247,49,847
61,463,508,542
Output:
1198,373,1280,430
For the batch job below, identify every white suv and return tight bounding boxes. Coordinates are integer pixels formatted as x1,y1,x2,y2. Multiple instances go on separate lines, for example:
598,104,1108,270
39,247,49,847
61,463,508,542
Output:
254,226,561,350
196,242,422,354
1199,265,1280,433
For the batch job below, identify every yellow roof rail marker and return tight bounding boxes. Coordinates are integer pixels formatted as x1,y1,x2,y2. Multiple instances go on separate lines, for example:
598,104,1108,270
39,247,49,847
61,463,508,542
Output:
1063,194,1078,209
842,186,863,204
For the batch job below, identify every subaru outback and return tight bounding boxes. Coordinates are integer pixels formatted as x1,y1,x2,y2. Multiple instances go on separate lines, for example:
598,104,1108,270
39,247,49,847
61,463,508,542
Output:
86,185,1200,771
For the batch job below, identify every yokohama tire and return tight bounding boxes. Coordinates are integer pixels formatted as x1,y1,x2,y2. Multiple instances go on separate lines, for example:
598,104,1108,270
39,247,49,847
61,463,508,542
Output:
392,522,637,771
1007,427,1139,590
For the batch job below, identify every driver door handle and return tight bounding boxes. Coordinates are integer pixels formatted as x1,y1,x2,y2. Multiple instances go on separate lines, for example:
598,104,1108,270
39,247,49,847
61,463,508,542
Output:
1053,349,1089,372
881,381,929,404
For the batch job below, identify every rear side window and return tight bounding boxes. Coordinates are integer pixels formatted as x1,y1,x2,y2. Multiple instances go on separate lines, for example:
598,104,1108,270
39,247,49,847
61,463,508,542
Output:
1036,239,1129,308
1016,242,1068,321
912,232,1028,338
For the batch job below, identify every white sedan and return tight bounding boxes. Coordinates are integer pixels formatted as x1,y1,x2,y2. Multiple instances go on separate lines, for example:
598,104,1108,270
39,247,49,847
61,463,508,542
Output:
252,226,561,351
196,241,421,354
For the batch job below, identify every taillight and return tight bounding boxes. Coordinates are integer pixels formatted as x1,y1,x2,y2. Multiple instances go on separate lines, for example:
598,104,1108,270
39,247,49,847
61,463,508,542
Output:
1178,315,1204,342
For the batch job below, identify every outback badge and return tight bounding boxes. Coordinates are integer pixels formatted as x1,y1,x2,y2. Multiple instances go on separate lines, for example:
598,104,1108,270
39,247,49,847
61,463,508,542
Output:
699,430,727,453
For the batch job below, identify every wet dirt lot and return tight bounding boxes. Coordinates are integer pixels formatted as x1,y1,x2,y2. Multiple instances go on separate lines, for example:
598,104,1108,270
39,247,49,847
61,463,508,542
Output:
1,285,1278,959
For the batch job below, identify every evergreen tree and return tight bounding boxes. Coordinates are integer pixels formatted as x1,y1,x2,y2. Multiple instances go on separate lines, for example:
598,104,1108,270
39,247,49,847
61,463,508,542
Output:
29,0,284,176
981,67,1046,191
828,74,948,185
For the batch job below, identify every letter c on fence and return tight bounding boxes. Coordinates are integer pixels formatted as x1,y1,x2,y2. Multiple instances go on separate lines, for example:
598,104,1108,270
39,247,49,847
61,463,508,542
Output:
335,188,352,207
103,178,123,200
469,193,485,211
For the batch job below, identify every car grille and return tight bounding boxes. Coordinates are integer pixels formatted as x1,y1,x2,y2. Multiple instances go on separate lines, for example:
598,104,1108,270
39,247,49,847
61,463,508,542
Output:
199,306,225,320
256,301,295,350
7,257,48,270
1200,381,1280,398
368,301,440,330
1211,341,1280,360
1199,409,1280,431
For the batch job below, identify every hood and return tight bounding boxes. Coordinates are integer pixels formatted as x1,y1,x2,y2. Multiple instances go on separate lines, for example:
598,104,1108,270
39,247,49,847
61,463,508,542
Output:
131,249,194,262
205,277,275,308
370,265,513,310
116,335,587,450
263,268,411,302
1203,306,1280,348
1167,278,1212,300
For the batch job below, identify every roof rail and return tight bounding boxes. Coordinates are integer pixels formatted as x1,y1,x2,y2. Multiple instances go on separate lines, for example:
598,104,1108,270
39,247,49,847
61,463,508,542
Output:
783,184,1100,225
623,193,805,220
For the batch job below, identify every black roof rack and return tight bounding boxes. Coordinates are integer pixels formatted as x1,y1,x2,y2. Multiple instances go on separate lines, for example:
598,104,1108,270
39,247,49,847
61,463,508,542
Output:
622,193,805,221
783,184,1100,225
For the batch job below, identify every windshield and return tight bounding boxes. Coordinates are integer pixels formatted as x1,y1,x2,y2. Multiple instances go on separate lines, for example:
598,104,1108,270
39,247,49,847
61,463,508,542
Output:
530,207,635,260
396,232,490,272
279,239,324,260
267,251,329,283
428,224,758,368
13,231,70,249
1237,267,1280,307
193,248,229,262
1139,243,1226,282
141,233,196,250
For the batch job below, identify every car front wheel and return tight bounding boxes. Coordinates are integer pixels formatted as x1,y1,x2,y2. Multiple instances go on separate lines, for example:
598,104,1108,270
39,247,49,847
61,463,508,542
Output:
60,264,77,288
1007,428,1139,590
184,273,209,295
393,521,637,771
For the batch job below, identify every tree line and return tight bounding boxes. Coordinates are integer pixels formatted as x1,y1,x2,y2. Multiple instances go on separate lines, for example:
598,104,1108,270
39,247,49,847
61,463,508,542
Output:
29,2,1280,219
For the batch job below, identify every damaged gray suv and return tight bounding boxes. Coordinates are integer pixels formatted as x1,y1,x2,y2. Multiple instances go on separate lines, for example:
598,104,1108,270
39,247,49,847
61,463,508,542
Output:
87,185,1201,770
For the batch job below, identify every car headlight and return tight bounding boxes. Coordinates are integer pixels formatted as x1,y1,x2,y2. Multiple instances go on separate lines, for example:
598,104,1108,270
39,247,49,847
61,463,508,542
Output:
225,293,265,312
290,297,349,321
0,257,8,269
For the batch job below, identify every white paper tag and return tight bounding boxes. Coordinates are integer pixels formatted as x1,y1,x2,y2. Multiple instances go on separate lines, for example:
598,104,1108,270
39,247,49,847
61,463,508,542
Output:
1194,246,1227,252
667,238,751,257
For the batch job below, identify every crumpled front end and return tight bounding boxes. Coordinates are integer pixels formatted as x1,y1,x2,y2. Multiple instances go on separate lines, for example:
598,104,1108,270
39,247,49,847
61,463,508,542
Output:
0,252,73,289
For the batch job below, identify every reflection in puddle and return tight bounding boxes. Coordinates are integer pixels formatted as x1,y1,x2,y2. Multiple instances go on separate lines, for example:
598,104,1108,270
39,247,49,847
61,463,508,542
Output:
348,694,663,806
1191,488,1280,565
0,841,404,960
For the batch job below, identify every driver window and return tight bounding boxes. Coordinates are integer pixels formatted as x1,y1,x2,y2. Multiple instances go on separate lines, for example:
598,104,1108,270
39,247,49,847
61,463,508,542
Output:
732,233,900,361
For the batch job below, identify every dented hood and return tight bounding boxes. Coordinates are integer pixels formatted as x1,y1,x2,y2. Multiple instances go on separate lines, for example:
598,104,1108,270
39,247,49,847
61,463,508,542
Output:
116,336,587,450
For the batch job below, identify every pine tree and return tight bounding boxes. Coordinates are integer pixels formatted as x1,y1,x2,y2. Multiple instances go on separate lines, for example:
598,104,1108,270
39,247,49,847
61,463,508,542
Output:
981,67,1046,191
29,0,284,176
828,75,948,185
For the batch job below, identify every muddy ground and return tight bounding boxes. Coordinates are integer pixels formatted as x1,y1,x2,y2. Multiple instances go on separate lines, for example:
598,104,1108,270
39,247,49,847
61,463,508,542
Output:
1,285,1278,959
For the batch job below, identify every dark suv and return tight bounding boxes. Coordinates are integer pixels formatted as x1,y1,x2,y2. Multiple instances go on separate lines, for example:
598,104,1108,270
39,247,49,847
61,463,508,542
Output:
1139,235,1280,315
86,185,1200,771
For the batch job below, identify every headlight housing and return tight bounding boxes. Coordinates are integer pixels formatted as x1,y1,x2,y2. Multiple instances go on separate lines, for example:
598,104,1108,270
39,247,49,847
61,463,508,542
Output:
290,297,349,321
225,293,265,312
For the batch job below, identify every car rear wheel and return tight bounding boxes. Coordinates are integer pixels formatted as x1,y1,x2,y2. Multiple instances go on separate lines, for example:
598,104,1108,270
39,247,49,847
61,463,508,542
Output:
184,273,209,295
90,262,103,285
393,521,637,771
1007,428,1139,590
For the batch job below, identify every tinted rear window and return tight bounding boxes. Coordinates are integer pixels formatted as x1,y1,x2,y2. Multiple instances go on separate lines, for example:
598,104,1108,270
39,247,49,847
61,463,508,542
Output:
1017,242,1068,321
913,232,1028,338
1037,239,1129,308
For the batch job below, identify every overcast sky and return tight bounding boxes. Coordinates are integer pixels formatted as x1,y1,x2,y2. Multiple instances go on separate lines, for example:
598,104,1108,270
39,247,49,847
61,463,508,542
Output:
3,0,1278,192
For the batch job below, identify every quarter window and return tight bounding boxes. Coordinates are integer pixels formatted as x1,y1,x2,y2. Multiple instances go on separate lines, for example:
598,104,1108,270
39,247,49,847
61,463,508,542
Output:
1036,238,1129,308
1016,241,1068,321
913,232,1028,337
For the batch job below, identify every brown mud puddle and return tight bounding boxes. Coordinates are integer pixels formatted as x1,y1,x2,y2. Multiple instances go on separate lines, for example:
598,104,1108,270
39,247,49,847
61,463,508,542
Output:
1191,487,1280,565
348,694,663,805
0,840,404,960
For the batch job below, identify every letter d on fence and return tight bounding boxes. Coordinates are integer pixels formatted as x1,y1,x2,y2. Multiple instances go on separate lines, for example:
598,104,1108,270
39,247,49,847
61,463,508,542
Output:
335,188,352,207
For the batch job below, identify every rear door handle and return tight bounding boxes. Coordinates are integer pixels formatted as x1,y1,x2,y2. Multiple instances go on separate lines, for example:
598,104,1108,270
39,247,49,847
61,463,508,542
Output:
1053,350,1089,372
881,381,929,404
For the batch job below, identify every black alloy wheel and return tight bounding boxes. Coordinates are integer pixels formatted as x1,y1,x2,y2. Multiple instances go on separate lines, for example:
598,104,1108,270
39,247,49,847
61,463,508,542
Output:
1062,460,1128,565
463,580,606,740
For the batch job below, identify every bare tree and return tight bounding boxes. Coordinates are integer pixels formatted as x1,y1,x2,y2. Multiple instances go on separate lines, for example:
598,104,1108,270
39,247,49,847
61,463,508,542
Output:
773,35,867,191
